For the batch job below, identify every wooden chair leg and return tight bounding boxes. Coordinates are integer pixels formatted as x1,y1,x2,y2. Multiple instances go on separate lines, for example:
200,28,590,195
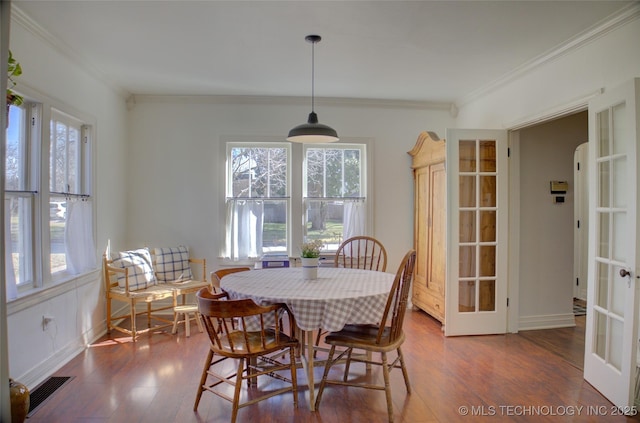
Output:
288,346,299,408
195,312,204,333
313,329,323,358
106,296,112,333
194,349,213,411
185,312,191,337
232,358,245,423
343,348,353,381
381,352,394,423
314,345,336,411
171,312,180,334
130,301,137,341
397,347,411,393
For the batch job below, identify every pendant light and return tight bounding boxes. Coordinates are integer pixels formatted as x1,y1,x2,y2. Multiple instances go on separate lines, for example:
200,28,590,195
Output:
287,35,339,143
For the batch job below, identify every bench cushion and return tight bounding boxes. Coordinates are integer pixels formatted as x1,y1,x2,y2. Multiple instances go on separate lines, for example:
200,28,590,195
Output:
112,248,157,291
154,245,193,282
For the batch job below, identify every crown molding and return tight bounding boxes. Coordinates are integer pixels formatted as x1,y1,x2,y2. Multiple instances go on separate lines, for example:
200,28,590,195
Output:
129,94,452,111
11,5,130,99
457,2,640,108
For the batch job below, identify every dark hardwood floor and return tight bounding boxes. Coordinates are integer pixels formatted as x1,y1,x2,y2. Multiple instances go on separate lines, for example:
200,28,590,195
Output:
25,310,639,422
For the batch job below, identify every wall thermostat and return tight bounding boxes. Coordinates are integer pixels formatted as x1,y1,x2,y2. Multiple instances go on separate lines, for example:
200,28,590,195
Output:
550,180,568,194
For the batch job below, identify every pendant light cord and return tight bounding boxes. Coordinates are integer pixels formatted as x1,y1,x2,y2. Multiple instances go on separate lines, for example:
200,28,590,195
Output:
311,39,315,113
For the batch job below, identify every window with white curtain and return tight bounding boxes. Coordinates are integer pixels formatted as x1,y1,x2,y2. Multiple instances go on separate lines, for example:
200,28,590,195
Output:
223,143,290,260
223,141,368,261
4,102,95,300
304,144,366,250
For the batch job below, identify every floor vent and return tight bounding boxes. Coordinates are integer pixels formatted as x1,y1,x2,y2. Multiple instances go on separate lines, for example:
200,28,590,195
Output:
27,376,73,417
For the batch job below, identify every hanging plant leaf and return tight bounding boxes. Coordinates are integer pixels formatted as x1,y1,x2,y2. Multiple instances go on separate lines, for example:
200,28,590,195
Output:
7,50,24,106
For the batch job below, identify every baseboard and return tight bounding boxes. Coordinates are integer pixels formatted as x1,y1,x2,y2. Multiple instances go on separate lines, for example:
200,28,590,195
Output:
518,313,576,331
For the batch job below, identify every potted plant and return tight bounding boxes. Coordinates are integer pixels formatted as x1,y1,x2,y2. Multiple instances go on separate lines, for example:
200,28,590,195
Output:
300,239,324,280
6,50,23,107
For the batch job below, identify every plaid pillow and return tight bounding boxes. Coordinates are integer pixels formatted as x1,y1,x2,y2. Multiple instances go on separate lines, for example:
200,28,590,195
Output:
154,246,192,282
112,248,157,291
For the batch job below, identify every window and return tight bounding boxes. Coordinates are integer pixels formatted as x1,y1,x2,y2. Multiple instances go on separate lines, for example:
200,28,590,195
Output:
304,144,366,251
224,143,290,259
5,104,35,290
49,109,91,276
4,102,95,299
223,141,368,261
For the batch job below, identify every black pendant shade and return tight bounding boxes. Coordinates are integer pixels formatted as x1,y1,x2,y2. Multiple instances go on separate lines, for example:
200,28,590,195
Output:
287,35,339,143
287,112,338,143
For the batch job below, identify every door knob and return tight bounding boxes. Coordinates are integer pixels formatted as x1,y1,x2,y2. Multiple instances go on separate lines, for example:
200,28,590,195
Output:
620,268,631,278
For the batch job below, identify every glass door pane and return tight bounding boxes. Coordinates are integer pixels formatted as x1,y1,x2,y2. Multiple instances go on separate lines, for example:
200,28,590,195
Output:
592,107,626,371
458,139,497,313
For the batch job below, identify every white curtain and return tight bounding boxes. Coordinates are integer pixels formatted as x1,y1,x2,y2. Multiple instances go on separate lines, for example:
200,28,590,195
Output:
65,198,96,274
224,199,264,260
5,198,17,300
343,200,366,241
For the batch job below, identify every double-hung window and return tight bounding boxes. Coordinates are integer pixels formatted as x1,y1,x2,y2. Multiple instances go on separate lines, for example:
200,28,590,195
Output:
5,101,95,299
5,104,35,293
223,141,368,261
304,143,366,251
49,109,93,278
224,143,290,259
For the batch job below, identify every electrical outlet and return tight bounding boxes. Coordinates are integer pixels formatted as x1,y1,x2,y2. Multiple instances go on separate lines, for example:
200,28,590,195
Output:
42,315,54,331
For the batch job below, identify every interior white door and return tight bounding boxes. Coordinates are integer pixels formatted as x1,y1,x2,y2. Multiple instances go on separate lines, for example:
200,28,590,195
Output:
584,78,639,409
444,129,509,336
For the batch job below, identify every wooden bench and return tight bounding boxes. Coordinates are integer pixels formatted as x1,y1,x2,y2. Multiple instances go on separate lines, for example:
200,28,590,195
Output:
103,249,209,340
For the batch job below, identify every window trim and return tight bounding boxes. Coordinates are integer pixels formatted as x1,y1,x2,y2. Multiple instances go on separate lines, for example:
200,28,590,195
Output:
220,136,373,263
5,82,97,298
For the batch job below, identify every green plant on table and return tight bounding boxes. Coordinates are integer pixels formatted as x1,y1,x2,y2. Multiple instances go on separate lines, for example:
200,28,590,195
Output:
300,239,324,258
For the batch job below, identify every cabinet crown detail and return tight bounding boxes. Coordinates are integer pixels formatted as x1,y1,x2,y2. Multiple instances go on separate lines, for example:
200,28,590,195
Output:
408,131,446,169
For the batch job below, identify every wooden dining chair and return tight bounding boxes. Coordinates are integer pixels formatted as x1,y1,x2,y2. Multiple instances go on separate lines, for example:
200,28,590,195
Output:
334,235,388,272
314,249,416,423
210,266,251,292
315,236,388,350
193,287,299,423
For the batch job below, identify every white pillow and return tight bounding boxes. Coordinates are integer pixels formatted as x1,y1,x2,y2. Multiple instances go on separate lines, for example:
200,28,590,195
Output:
154,246,192,282
112,248,157,291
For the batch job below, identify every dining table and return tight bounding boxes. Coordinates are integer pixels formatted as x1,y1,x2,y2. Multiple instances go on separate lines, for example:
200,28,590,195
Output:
220,265,395,410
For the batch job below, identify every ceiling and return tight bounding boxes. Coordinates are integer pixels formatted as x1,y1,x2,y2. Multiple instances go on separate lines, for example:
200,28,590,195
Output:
12,1,634,104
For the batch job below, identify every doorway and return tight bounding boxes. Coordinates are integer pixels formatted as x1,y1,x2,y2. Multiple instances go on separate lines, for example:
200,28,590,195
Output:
514,110,588,366
516,111,588,329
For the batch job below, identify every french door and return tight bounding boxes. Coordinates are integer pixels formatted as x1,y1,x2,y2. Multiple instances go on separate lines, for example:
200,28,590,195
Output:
584,78,640,409
444,129,509,336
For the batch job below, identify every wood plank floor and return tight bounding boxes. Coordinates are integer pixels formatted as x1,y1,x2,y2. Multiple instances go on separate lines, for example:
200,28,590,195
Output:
518,315,586,371
26,310,640,423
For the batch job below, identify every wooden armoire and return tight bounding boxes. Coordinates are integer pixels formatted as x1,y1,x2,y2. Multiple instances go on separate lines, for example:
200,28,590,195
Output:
408,131,446,323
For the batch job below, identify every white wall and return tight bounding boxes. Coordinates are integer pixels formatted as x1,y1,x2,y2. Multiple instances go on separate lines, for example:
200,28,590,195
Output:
6,16,128,387
456,15,640,128
126,97,454,273
456,12,640,329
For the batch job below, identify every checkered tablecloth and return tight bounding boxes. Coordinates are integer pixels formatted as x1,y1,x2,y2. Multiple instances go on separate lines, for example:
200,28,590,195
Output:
221,267,394,332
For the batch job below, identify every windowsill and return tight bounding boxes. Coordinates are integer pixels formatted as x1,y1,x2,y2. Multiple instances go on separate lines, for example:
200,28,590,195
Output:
7,268,100,315
216,254,335,268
